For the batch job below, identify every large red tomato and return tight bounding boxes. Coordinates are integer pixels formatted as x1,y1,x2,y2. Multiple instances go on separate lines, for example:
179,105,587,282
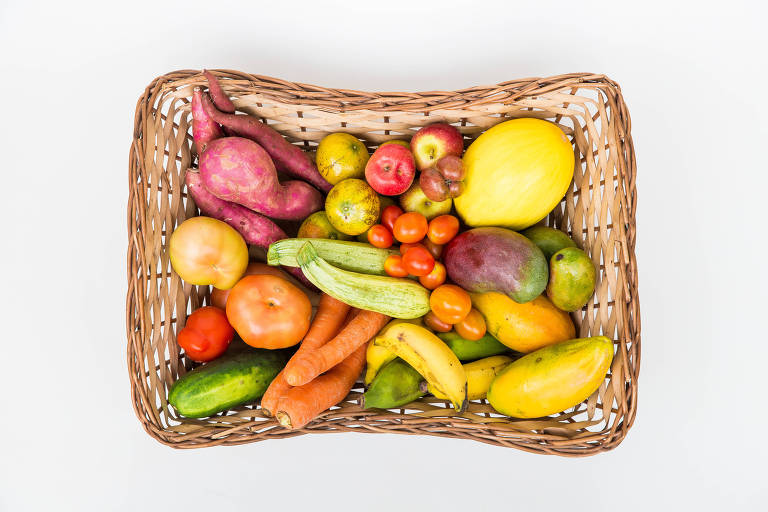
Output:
210,262,291,309
226,274,312,349
177,306,234,362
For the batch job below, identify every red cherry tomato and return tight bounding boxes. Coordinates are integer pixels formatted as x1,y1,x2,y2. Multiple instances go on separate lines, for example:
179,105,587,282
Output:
422,238,443,260
402,246,435,276
177,306,235,362
399,242,425,255
381,205,404,233
423,311,453,333
393,212,428,243
384,254,409,277
454,308,487,340
427,215,460,245
429,284,472,324
419,261,446,290
367,224,394,248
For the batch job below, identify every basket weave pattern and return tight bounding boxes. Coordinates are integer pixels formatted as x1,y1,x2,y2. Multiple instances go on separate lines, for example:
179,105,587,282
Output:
127,70,639,455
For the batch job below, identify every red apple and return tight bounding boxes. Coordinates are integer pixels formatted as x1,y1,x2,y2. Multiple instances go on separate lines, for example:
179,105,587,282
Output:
419,155,467,202
364,144,416,195
410,123,464,171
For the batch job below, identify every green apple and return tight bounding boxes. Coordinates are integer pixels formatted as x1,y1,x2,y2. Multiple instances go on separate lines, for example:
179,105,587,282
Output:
399,182,452,220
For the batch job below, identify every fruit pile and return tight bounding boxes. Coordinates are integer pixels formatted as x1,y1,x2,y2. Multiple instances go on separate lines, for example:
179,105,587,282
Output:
166,72,612,429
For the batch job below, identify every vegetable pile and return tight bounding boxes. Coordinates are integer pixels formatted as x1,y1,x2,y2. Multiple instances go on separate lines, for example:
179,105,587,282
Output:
167,72,612,429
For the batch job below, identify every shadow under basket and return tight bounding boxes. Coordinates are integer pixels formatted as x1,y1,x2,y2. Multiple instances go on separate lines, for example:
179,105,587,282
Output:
127,70,640,456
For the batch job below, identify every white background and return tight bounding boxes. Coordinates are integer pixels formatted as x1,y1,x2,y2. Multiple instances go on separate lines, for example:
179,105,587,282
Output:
1,1,766,510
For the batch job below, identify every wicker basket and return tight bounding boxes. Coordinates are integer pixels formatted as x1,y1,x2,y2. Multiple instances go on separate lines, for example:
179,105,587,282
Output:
127,70,639,456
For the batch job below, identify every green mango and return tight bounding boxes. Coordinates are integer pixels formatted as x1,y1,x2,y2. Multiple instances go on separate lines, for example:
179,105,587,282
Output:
546,247,596,312
363,358,425,409
437,332,511,361
521,226,576,261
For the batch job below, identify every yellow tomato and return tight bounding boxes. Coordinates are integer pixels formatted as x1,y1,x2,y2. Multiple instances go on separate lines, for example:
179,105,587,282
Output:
169,217,249,289
316,133,370,185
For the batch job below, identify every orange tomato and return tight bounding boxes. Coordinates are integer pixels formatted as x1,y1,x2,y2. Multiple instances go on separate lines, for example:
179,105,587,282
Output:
429,284,472,324
419,261,446,290
427,215,460,245
423,311,453,333
454,308,487,340
225,274,312,349
210,262,291,309
367,224,394,248
402,246,435,276
393,212,428,243
383,254,409,277
177,306,234,362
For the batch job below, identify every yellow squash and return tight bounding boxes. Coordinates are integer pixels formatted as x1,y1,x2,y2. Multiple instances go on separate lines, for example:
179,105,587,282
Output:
455,118,574,230
487,336,614,418
471,292,575,353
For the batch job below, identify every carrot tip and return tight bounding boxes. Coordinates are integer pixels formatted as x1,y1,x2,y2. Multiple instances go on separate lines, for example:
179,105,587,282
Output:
276,411,292,428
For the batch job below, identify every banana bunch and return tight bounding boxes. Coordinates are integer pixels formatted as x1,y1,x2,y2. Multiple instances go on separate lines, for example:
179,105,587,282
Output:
364,318,421,386
373,323,467,412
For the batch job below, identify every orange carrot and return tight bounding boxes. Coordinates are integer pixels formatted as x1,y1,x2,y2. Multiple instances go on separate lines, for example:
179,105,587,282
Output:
283,310,389,387
260,294,351,417
276,343,366,429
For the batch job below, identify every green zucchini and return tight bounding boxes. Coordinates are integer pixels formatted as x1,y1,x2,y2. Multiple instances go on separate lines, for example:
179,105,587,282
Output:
267,238,398,275
296,242,430,319
437,332,512,361
168,347,289,418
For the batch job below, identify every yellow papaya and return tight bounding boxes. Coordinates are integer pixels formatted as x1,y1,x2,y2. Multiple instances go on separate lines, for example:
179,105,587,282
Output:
471,292,575,353
487,336,614,418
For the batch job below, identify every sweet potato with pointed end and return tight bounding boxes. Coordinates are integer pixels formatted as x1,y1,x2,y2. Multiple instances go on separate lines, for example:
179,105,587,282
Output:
203,70,235,113
200,137,323,221
191,88,222,154
200,90,332,193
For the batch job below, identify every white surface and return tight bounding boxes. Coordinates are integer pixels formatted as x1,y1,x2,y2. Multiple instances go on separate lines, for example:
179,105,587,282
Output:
1,1,766,510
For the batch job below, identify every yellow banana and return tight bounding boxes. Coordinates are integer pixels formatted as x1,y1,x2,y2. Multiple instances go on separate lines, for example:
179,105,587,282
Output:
374,323,467,412
429,355,514,401
364,318,423,386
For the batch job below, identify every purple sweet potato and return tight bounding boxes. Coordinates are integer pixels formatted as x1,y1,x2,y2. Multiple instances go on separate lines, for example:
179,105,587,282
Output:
201,92,332,193
191,88,223,154
203,70,235,113
200,137,323,221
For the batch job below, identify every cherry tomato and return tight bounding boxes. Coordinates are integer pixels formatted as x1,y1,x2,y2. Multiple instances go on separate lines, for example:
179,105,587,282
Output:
423,311,453,333
381,205,404,233
226,274,312,349
393,212,428,244
454,308,487,340
402,246,435,276
419,261,446,290
383,254,409,277
422,238,443,260
177,306,234,362
427,215,460,245
399,242,425,255
429,284,472,324
367,224,394,248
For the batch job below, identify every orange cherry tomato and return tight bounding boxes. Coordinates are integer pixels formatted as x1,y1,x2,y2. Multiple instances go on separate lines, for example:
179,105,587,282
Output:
226,274,312,349
393,212,428,244
423,311,453,333
453,308,487,340
429,284,472,324
427,215,460,245
367,224,394,248
402,246,435,276
422,238,443,260
383,254,409,277
381,205,404,233
177,306,234,362
419,261,446,290
210,262,291,310
399,242,425,255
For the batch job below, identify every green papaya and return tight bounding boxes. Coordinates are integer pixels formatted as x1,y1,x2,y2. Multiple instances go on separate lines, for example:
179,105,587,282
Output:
363,358,425,409
546,247,596,312
521,226,577,261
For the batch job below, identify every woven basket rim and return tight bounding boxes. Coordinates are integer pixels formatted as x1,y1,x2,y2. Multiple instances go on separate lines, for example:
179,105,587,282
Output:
127,69,640,456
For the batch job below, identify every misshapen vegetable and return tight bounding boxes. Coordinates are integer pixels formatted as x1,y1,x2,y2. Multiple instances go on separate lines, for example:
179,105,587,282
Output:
200,137,323,221
203,70,235,113
201,89,332,193
191,88,222,154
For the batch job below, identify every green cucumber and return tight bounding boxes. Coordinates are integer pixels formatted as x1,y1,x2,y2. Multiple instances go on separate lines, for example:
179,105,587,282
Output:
168,348,289,418
437,332,512,361
363,358,426,409
267,238,398,275
296,242,430,319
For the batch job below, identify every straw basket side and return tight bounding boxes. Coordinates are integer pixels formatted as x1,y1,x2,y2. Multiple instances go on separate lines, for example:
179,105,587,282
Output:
127,70,639,455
